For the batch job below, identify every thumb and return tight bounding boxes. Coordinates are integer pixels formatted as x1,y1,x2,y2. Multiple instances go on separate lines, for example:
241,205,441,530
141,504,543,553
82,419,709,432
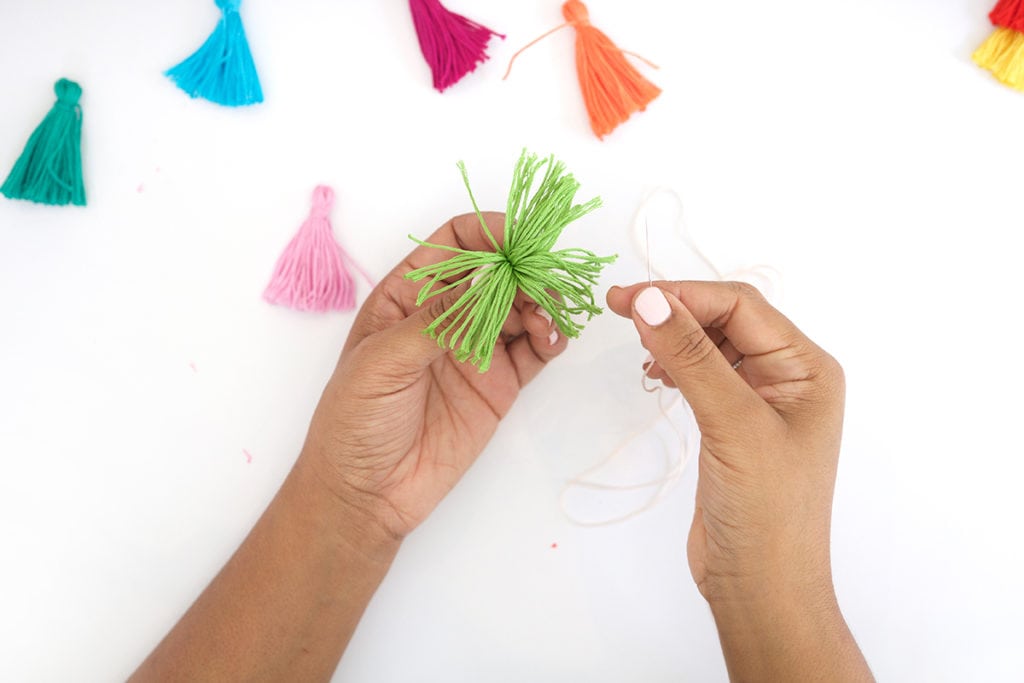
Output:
631,286,763,429
364,286,468,379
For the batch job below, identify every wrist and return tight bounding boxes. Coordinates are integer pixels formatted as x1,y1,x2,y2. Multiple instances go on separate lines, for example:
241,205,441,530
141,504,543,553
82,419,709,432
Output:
289,449,402,567
707,571,839,634
706,569,869,682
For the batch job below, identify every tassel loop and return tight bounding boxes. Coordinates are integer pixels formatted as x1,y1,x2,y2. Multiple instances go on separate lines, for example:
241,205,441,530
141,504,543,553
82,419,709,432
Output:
309,185,335,217
54,79,82,107
562,0,591,25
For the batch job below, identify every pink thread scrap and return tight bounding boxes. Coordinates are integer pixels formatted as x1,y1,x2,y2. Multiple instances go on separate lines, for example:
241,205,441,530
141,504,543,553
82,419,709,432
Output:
136,183,144,193
243,449,253,464
551,542,558,549
263,185,375,313
188,361,198,373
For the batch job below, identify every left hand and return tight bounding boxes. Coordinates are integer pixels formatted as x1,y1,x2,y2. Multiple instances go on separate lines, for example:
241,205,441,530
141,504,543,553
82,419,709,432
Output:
300,212,564,543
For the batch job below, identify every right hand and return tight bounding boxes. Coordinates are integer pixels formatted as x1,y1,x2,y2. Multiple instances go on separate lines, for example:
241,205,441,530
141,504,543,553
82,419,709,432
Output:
609,281,873,681
610,280,876,679
607,281,845,603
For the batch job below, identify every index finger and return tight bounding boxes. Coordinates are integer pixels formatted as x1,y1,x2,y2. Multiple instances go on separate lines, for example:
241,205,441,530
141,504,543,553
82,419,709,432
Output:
607,280,806,358
607,281,841,410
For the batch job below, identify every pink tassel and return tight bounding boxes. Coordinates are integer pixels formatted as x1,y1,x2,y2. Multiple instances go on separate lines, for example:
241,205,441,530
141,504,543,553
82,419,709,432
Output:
409,0,504,91
263,185,373,313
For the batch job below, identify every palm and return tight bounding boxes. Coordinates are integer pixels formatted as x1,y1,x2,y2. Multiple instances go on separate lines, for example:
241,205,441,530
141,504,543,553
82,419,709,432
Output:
326,213,558,537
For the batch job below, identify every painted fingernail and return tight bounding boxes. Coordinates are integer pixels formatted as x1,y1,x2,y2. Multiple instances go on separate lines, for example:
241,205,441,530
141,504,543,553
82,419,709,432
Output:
643,352,654,367
537,307,553,324
470,266,489,287
548,330,559,346
635,287,671,327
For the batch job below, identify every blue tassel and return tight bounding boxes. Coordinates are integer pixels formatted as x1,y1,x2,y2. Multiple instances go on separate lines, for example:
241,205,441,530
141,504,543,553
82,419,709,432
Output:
165,0,263,107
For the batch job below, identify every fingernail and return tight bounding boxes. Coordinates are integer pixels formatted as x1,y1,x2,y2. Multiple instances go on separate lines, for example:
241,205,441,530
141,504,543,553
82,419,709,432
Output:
643,352,654,367
537,307,553,324
548,330,559,346
635,287,671,327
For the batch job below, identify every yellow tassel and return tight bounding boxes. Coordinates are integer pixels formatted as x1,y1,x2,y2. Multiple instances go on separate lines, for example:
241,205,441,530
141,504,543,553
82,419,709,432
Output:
974,27,1024,90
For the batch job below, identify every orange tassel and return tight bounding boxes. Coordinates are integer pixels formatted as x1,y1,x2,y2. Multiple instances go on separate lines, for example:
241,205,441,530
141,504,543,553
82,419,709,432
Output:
504,0,661,139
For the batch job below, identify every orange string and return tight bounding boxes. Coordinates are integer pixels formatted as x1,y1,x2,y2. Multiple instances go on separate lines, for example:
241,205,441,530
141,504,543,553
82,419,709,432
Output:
620,50,659,70
502,22,571,80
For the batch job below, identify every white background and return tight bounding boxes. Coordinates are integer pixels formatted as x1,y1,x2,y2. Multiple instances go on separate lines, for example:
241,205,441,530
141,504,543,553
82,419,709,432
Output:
1,0,1022,680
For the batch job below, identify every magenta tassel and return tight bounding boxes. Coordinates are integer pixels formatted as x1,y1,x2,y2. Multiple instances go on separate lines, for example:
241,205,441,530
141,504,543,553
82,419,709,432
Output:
263,186,373,313
409,0,504,91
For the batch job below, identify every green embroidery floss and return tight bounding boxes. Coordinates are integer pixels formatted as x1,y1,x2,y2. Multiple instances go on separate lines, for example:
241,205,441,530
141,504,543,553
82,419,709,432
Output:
406,149,617,372
1,79,85,206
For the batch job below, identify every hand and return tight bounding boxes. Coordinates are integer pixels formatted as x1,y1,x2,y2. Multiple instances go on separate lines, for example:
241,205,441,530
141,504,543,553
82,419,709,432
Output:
302,212,564,543
608,281,872,681
131,213,564,683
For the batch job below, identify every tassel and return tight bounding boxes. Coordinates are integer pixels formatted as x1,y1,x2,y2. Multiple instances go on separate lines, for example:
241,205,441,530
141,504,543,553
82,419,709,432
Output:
409,0,504,91
263,186,374,313
406,150,617,372
166,0,263,106
975,1,1024,90
990,0,1024,32
1,78,85,206
974,28,1024,89
504,0,661,139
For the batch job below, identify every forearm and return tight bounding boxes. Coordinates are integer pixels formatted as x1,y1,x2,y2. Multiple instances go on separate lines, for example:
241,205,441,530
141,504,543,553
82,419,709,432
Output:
131,452,399,682
709,576,873,683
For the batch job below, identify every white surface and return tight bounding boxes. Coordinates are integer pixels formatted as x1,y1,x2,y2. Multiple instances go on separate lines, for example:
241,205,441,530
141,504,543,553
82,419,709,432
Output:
1,0,1022,680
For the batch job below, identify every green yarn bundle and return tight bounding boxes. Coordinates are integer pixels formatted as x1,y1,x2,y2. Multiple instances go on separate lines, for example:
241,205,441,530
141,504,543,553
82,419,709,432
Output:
1,78,85,206
406,149,617,372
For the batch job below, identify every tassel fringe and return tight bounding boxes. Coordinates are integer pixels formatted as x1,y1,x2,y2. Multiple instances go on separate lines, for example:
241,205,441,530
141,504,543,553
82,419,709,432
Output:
564,1,661,139
974,27,1024,91
166,0,263,106
409,0,504,91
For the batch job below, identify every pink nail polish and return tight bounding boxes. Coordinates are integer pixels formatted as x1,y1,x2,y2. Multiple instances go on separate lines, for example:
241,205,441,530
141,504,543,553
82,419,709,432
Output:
643,352,654,366
635,287,671,327
538,307,553,324
471,266,489,288
548,330,559,346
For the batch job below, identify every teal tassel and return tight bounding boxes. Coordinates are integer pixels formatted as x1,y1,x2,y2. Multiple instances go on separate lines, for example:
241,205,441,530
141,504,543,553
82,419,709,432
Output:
166,0,263,107
1,79,85,207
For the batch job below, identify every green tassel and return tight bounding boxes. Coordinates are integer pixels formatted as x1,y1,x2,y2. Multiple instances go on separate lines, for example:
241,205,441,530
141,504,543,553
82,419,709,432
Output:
1,79,86,206
406,149,617,372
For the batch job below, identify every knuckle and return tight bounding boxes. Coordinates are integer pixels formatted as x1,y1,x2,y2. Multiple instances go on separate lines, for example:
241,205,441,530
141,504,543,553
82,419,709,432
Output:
792,346,845,405
423,292,458,337
817,351,846,391
725,280,764,301
427,291,454,321
668,324,717,368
